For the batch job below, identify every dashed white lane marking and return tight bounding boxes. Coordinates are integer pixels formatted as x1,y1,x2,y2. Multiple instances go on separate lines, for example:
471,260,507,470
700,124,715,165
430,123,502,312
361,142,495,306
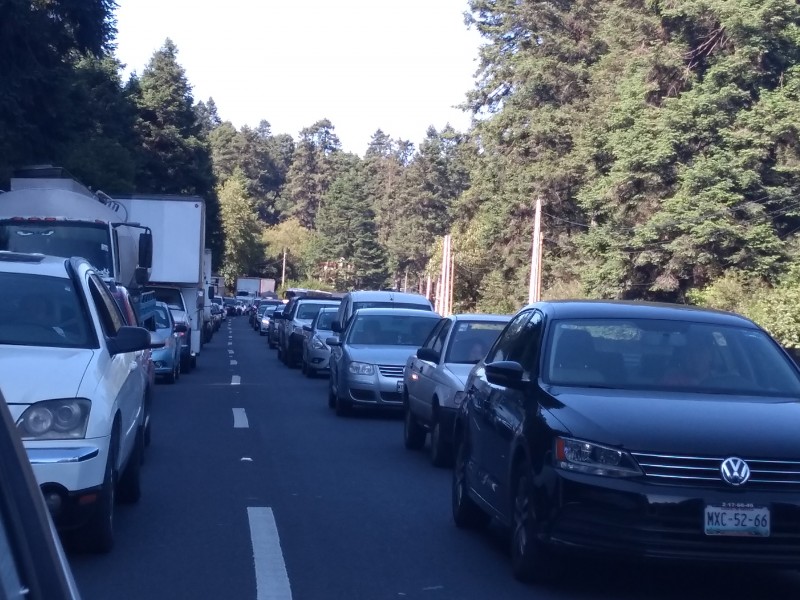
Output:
231,375,241,385
247,507,293,600
228,349,235,355
232,408,249,428
230,360,238,366
229,341,233,346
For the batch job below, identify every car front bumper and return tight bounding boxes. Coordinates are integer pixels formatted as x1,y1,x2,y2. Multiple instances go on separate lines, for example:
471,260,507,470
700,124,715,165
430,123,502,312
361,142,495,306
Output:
343,372,405,407
151,347,176,374
539,469,800,566
306,346,331,370
27,437,111,529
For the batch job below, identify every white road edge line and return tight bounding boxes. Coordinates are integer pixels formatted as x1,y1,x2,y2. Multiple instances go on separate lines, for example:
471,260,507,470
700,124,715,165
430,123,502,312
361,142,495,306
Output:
231,375,241,385
247,507,293,600
232,408,249,428
230,360,238,366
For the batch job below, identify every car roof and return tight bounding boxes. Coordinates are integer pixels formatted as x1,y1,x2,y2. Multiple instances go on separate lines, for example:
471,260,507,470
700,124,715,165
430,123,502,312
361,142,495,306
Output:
295,298,341,305
317,306,338,313
532,300,758,328
353,308,441,318
0,252,71,277
450,313,512,322
346,290,432,304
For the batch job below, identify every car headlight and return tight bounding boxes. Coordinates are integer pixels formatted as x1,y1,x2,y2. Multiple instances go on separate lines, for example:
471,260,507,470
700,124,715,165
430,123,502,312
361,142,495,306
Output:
554,437,642,478
17,399,91,440
292,324,303,334
261,317,270,324
311,336,326,350
348,361,375,375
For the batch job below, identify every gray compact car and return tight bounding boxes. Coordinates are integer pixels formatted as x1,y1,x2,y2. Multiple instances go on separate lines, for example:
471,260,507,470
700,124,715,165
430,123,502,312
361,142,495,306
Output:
328,308,441,416
403,314,511,466
301,307,338,377
278,298,341,368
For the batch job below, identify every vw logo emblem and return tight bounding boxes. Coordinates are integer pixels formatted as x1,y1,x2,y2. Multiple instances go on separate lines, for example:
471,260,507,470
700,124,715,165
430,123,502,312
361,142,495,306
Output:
720,457,751,486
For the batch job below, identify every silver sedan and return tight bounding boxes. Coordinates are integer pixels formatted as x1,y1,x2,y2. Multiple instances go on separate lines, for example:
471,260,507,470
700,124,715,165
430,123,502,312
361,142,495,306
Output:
403,314,511,466
301,307,338,377
327,308,441,416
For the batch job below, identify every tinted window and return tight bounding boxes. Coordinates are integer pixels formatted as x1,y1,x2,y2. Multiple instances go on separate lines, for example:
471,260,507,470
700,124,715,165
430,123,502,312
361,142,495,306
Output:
487,311,532,363
431,321,452,355
446,320,508,364
0,272,93,348
154,305,172,330
297,303,338,320
147,287,184,311
348,315,439,346
544,318,800,396
314,311,337,331
89,276,125,337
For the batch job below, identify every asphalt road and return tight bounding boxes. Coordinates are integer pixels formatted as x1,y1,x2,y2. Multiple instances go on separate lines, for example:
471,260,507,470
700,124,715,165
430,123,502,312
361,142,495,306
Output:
69,316,800,600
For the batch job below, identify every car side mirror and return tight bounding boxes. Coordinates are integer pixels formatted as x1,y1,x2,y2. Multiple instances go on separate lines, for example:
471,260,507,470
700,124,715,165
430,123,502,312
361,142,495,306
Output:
138,231,153,269
326,336,341,347
108,326,152,356
303,325,312,332
331,321,342,333
485,361,525,389
416,347,440,363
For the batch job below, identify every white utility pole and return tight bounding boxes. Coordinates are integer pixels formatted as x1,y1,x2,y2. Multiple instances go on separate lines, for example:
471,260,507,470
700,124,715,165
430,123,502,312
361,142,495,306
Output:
281,248,287,288
528,197,543,304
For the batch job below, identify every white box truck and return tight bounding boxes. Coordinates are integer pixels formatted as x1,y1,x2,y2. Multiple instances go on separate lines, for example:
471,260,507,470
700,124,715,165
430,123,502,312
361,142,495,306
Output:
110,195,205,370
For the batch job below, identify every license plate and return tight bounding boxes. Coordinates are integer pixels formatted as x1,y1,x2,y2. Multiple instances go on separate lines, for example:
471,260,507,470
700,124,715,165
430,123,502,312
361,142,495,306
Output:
396,381,404,393
704,504,770,537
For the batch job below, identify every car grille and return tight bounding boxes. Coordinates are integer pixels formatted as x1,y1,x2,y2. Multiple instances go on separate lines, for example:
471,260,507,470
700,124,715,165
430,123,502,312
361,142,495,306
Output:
631,451,800,490
378,365,404,378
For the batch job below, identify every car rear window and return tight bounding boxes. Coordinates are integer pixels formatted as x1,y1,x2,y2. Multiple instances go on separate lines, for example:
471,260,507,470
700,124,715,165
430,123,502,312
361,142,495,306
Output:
297,303,338,320
0,272,93,348
446,321,508,364
544,318,800,397
315,311,337,331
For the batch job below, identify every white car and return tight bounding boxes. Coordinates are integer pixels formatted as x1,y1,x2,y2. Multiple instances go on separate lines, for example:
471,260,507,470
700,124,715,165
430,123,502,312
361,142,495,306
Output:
0,252,155,553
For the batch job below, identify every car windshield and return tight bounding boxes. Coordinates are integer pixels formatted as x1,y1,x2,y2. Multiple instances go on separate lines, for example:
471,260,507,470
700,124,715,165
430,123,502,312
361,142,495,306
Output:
0,221,114,276
0,272,93,348
314,311,337,331
544,318,800,397
446,321,508,364
353,301,431,312
297,303,337,320
147,287,184,311
348,314,438,346
153,305,171,330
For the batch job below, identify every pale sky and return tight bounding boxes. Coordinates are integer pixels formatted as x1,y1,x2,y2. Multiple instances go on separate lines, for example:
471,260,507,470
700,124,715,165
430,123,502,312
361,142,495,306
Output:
114,0,484,155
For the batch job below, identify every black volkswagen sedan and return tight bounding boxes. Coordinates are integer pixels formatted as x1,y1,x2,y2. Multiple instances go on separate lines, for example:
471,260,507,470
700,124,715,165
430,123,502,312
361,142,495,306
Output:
452,300,800,583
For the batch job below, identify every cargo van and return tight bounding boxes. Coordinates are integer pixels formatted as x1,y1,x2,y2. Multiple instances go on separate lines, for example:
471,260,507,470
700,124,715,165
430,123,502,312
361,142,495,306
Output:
333,290,433,332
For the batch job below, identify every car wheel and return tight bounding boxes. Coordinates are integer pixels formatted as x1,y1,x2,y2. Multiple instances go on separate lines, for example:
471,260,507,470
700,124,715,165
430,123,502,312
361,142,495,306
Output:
118,425,143,504
165,363,177,384
143,393,152,450
430,408,453,468
403,404,426,450
452,436,490,529
268,338,276,349
82,430,117,553
328,378,336,409
511,465,557,583
335,385,352,416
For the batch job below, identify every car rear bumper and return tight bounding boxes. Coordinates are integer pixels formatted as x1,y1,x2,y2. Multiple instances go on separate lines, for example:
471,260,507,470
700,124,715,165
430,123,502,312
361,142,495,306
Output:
541,470,800,565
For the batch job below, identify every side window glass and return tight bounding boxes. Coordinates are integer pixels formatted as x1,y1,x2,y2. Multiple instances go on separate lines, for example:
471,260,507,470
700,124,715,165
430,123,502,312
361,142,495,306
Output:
89,276,124,337
517,311,544,378
487,311,532,363
431,321,452,354
423,320,446,349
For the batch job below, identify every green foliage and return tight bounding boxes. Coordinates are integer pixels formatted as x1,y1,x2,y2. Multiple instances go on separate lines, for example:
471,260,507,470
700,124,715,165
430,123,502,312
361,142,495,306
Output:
217,171,264,286
261,218,312,282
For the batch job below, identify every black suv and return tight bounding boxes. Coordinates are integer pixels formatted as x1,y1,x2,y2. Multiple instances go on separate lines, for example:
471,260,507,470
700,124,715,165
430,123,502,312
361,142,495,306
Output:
453,300,800,583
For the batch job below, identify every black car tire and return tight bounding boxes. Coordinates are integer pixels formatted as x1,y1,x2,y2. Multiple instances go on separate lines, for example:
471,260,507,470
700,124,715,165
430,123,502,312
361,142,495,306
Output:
510,465,557,583
82,431,117,553
335,384,352,416
430,408,453,468
165,363,177,384
452,437,490,529
328,379,336,409
403,404,426,450
190,355,197,370
117,426,143,504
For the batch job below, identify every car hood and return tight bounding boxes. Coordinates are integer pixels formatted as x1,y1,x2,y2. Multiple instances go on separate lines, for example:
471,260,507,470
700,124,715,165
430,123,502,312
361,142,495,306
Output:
0,346,94,406
347,345,417,365
444,363,474,386
545,387,800,457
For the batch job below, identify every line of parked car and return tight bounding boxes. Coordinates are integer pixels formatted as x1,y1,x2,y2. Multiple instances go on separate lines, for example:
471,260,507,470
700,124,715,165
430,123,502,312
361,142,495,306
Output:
256,285,800,584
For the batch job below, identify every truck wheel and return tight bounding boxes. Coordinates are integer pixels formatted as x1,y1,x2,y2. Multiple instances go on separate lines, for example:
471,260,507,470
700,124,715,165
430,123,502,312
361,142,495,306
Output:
190,355,197,370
